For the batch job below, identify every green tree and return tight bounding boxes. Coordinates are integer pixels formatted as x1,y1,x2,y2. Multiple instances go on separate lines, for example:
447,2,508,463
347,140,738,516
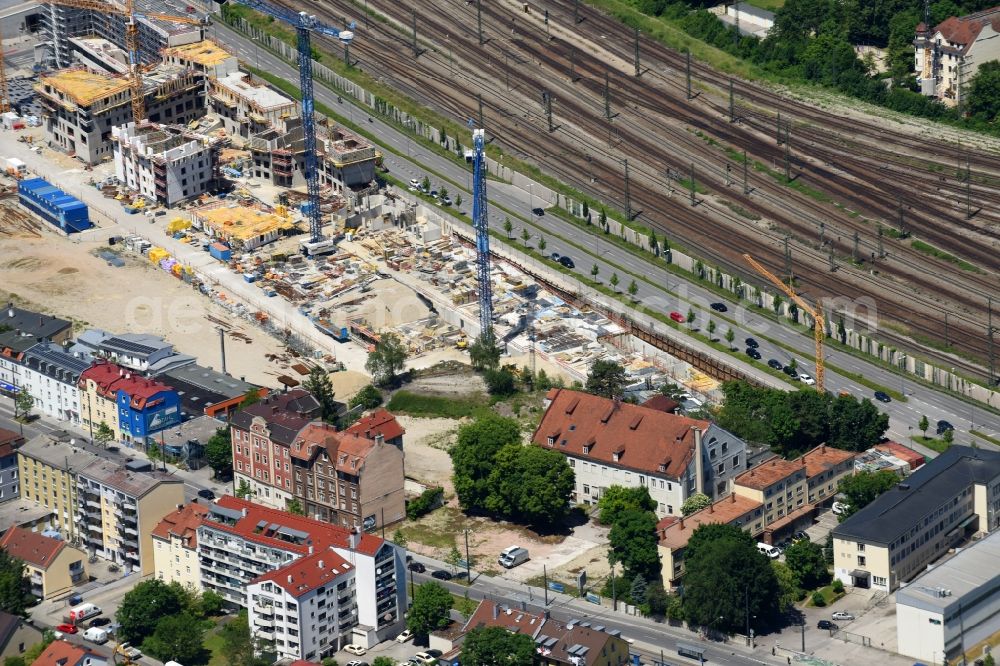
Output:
238,390,262,408
610,272,620,292
648,230,658,255
725,328,736,350
461,626,535,666
837,470,899,520
203,426,232,480
608,509,660,583
439,186,449,201
392,529,408,549
350,384,383,410
596,486,656,525
585,359,627,398
218,612,270,666
447,545,463,570
520,228,531,246
19,632,55,666
630,574,648,606
538,236,547,252
235,479,254,499
455,194,463,207
503,217,513,239
682,524,781,632
4,657,25,666
591,263,600,281
0,549,32,616
286,498,305,515
372,658,396,666
599,208,607,229
943,427,955,445
484,367,517,396
918,414,929,437
485,445,575,526
13,391,32,420
707,319,717,340
141,612,205,665
686,308,696,329
451,415,521,510
469,329,502,371
366,332,408,386
681,492,711,516
968,60,1000,122
582,201,590,219
784,540,830,589
322,659,339,666
116,579,186,644
93,421,115,448
645,582,669,616
198,590,225,617
304,366,338,421
407,582,453,636
772,561,801,612
421,176,430,192
628,279,638,300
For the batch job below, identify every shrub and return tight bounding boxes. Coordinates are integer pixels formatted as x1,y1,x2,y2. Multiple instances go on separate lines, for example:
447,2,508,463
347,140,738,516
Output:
406,486,444,520
832,579,844,594
811,591,827,607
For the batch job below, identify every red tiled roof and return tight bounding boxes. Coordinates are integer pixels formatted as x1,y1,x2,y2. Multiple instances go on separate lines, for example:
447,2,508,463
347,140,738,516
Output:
289,661,321,666
463,600,545,635
79,361,173,409
639,394,680,413
254,548,352,598
658,493,763,550
933,7,1000,52
290,422,339,462
34,640,105,666
531,389,706,478
335,433,375,474
800,444,855,480
207,495,384,556
151,502,209,548
346,408,405,442
734,458,804,490
874,441,925,470
0,427,23,459
0,527,65,569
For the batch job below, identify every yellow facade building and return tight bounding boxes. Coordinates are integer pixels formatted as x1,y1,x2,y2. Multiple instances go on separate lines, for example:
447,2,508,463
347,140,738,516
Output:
0,527,87,600
17,433,100,538
151,502,208,589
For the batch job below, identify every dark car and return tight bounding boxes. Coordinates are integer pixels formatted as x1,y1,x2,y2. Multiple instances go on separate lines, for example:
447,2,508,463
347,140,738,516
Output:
550,252,560,262
710,302,728,312
745,337,759,348
197,488,215,500
817,620,838,631
783,365,799,378
407,562,426,573
532,207,545,216
936,420,954,435
745,348,761,360
88,618,112,628
431,569,453,580
874,391,891,403
793,531,810,542
767,359,783,370
559,256,575,269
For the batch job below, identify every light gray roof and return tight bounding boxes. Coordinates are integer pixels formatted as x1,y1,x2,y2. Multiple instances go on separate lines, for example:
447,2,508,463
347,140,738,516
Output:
162,363,258,398
23,342,92,381
79,458,182,498
18,434,100,473
896,530,1000,613
99,333,173,359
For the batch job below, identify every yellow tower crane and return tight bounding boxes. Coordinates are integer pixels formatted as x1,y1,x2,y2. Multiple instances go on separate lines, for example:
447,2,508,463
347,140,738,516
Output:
0,28,10,114
46,0,207,124
743,253,826,393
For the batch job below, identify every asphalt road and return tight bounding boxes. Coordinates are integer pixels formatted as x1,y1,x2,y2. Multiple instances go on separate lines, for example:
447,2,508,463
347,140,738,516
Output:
208,18,1000,455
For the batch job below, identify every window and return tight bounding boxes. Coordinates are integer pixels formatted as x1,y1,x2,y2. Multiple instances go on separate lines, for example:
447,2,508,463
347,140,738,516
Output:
732,456,740,468
857,555,866,566
873,576,887,587
857,543,865,552
717,464,724,474
583,485,590,495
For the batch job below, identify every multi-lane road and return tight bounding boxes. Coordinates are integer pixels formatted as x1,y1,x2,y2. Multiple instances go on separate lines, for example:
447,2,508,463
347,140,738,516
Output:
210,18,1000,454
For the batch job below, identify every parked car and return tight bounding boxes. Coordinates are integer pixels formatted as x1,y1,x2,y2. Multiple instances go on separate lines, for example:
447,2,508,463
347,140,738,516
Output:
559,256,575,269
756,542,781,559
767,359,783,370
396,630,414,643
936,420,954,435
431,569,453,581
531,207,545,216
670,311,686,323
345,661,368,666
413,652,438,665
798,372,816,385
783,365,800,379
197,488,215,500
116,643,142,660
817,620,838,631
441,195,453,206
746,348,761,360
793,531,810,543
549,252,561,262
832,501,850,515
407,561,426,573
710,302,728,312
408,178,420,189
56,624,78,634
344,644,367,656
87,618,111,628
745,337,759,348
831,611,855,621
874,391,892,403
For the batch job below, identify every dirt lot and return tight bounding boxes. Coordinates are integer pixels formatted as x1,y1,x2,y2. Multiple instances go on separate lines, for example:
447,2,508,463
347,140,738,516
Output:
399,414,460,493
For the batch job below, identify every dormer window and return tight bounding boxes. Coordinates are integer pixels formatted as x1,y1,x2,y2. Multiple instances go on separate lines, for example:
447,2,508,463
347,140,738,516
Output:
547,437,555,446
582,445,591,455
612,452,620,462
658,463,666,473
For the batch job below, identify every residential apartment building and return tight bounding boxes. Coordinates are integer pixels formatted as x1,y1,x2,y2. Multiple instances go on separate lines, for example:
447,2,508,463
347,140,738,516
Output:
896,529,1000,665
75,459,184,575
290,422,405,531
914,7,1000,105
113,122,221,207
230,390,320,507
803,445,856,504
196,496,406,657
833,446,1000,593
17,432,100,538
208,72,297,140
151,502,208,589
733,458,808,526
20,342,92,425
532,389,748,517
0,304,71,398
33,640,107,666
0,611,43,662
79,361,181,446
85,331,194,374
0,526,86,600
35,65,206,165
162,40,239,81
0,429,23,504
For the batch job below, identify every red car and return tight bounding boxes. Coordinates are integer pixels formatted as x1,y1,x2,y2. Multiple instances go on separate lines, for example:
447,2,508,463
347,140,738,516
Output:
56,624,78,634
669,311,686,323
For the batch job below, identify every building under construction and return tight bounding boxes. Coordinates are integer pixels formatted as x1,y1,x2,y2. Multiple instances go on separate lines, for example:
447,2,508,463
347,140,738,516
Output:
192,202,298,251
208,71,297,140
35,65,206,164
112,122,222,206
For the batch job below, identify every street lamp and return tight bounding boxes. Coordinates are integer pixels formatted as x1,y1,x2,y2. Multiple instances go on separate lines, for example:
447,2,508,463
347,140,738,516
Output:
899,353,907,396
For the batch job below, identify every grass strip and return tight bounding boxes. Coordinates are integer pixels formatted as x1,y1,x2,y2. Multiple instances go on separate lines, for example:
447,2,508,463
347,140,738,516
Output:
386,391,490,419
910,240,980,273
970,430,1000,447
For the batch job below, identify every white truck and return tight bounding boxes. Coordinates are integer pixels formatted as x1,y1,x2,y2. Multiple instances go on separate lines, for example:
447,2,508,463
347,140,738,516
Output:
83,627,109,644
68,603,102,623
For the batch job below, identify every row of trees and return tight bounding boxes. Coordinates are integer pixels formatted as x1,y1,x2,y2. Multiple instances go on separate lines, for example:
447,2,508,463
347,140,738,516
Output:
716,380,889,456
451,415,575,527
596,487,668,613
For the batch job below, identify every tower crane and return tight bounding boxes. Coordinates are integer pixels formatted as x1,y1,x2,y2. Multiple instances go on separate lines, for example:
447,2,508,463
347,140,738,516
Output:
0,27,9,114
743,253,826,393
219,0,355,247
471,127,493,335
45,0,208,124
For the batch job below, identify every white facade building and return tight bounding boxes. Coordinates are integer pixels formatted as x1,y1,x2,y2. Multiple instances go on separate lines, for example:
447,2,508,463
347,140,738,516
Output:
208,72,297,139
113,122,219,207
914,7,1000,105
896,530,1000,664
20,342,92,424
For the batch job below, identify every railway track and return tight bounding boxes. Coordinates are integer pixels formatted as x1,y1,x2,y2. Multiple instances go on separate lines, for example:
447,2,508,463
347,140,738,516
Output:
281,0,996,376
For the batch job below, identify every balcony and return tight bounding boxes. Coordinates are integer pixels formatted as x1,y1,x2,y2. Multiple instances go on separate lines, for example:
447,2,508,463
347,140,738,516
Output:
255,629,275,641
29,573,43,586
86,522,103,534
253,615,274,629
85,498,101,510
122,537,139,549
252,604,274,617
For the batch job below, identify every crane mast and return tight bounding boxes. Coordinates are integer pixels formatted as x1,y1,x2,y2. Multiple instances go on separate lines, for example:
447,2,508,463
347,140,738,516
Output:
471,128,493,336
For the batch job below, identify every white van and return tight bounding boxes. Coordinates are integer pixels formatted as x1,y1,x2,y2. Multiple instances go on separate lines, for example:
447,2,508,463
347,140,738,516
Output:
83,627,109,644
498,546,529,569
757,542,781,559
68,603,102,623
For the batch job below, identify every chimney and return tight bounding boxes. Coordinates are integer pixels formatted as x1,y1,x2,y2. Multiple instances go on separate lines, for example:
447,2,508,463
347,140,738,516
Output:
287,574,293,583
492,603,498,620
309,545,314,554
348,527,360,550
679,517,685,529
38,316,43,327
613,396,621,411
693,427,705,496
319,559,324,568
730,493,736,503
709,502,714,514
242,507,248,517
821,444,826,452
365,429,370,438
6,303,12,318
375,433,385,446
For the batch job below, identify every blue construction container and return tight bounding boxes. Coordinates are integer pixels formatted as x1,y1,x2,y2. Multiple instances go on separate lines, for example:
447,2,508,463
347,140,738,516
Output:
18,177,92,233
208,242,232,261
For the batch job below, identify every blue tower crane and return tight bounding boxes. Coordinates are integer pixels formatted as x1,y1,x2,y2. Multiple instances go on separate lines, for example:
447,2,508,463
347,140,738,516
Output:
219,0,354,248
471,128,493,335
